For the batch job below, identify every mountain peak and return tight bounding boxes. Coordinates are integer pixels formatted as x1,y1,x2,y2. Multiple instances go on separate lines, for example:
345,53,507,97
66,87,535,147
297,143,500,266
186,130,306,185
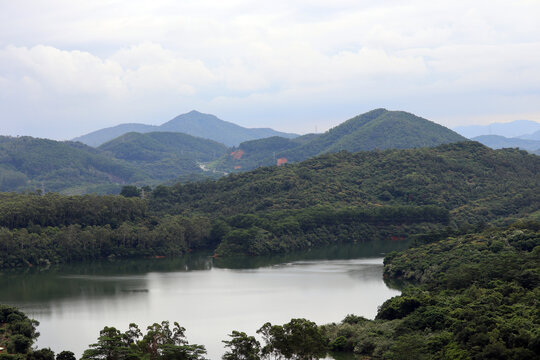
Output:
72,111,298,147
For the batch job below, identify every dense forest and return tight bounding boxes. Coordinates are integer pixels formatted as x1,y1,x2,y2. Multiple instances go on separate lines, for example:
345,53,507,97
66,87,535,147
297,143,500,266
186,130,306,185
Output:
322,221,540,359
0,142,538,268
0,133,226,195
211,109,467,173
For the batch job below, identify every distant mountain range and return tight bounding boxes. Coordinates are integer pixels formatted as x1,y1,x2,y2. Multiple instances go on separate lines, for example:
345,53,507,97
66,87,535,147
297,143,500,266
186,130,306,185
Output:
1,109,496,194
454,120,540,139
519,129,540,141
471,135,540,153
73,110,298,147
212,108,467,172
0,131,229,194
452,119,540,155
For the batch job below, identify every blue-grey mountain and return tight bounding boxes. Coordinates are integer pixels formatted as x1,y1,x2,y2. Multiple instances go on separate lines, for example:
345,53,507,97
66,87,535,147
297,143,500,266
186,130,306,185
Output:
73,110,298,147
472,135,540,153
454,119,540,139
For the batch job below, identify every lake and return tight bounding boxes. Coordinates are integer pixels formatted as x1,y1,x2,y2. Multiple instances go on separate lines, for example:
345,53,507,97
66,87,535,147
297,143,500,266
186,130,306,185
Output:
0,240,409,359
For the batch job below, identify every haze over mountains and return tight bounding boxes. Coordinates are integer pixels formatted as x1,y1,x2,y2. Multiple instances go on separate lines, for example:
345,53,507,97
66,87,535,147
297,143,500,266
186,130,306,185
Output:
471,135,540,153
454,120,540,139
73,110,298,147
454,119,540,155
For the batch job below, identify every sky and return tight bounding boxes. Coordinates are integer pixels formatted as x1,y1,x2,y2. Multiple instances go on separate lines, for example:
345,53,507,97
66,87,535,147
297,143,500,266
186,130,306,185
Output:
1,0,540,140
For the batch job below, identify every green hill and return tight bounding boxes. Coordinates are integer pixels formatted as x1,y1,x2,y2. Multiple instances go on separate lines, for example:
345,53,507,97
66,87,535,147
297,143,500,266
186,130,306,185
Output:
1,141,539,267
0,136,145,194
152,142,539,221
99,131,228,181
0,133,228,195
211,136,302,171
282,109,467,161
149,142,539,256
99,132,228,162
212,109,467,172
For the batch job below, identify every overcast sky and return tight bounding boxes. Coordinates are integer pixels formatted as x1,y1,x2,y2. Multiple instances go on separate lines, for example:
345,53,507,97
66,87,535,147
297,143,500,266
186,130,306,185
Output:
1,0,539,140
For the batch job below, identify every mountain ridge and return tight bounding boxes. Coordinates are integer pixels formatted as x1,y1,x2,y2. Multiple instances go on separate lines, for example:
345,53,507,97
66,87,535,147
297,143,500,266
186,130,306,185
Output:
472,135,540,152
73,110,298,147
454,119,540,138
212,109,467,172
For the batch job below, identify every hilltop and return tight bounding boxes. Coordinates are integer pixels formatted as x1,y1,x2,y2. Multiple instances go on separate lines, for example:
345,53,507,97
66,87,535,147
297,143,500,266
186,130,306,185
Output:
73,110,298,147
0,132,228,194
212,109,466,172
99,131,228,181
0,136,144,194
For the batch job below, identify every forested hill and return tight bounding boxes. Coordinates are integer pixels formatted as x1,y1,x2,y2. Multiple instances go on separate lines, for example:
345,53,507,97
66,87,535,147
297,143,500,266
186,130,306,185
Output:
0,133,226,195
0,136,145,194
152,141,539,225
99,132,228,163
73,110,298,147
1,141,538,267
211,109,467,172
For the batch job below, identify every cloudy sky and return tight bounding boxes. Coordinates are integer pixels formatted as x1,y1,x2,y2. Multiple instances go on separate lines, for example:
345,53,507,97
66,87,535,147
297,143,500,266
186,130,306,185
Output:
1,0,539,140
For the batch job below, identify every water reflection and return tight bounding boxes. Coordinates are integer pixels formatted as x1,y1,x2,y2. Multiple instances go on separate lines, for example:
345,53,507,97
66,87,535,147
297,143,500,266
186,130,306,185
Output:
0,240,409,359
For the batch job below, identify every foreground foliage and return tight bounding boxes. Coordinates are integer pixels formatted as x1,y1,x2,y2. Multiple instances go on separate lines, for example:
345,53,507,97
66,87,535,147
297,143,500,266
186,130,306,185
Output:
323,222,540,359
81,321,207,360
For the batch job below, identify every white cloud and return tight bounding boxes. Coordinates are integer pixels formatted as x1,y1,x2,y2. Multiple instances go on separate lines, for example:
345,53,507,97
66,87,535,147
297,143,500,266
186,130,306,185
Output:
0,0,539,138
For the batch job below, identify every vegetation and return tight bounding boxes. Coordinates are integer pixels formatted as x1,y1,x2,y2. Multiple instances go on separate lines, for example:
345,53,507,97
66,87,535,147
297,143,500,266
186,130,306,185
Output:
0,305,71,360
0,136,144,194
211,136,300,172
0,142,538,267
99,132,227,164
151,142,539,226
212,205,449,256
323,222,540,359
81,321,207,360
0,132,227,194
2,221,539,358
211,109,467,172
0,109,470,193
223,318,328,360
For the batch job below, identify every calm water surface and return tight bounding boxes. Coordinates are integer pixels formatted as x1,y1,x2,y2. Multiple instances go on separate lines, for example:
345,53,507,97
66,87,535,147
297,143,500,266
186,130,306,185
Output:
0,240,409,359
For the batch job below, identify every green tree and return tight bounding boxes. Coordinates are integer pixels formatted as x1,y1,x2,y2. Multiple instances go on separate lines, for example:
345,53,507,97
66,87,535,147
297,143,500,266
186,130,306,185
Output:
55,351,76,360
222,331,261,360
257,319,328,360
120,186,141,198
